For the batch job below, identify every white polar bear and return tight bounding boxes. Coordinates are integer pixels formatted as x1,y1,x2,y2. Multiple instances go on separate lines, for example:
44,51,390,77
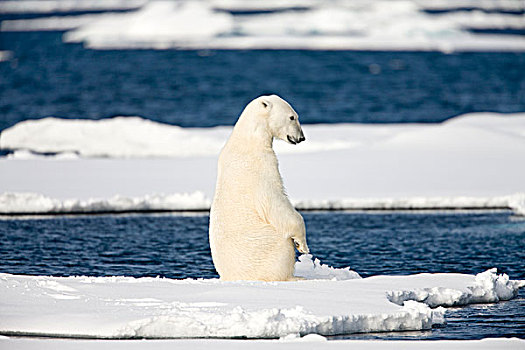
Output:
209,95,309,281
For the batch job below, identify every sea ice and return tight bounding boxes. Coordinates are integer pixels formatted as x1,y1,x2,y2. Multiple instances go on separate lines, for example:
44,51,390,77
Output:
0,257,523,339
2,0,525,51
2,112,524,159
0,0,147,14
1,112,524,215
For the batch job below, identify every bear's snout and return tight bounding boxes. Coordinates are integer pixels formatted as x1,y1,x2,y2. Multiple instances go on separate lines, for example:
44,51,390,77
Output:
287,131,305,145
298,130,305,143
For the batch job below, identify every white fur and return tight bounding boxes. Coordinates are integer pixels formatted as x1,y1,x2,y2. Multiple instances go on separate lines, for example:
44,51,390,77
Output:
209,95,309,281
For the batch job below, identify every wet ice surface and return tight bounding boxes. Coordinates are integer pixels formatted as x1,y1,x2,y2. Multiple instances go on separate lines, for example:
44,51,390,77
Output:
0,211,523,340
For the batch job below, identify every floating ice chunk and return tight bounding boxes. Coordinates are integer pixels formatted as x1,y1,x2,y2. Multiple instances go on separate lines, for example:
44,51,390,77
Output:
387,269,525,308
64,2,234,49
472,268,525,302
294,254,361,280
1,269,522,339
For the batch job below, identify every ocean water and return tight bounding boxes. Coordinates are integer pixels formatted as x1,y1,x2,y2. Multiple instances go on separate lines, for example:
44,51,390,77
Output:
0,211,524,340
1,32,525,131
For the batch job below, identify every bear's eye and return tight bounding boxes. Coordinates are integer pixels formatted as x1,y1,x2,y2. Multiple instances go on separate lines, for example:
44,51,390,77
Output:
289,116,295,121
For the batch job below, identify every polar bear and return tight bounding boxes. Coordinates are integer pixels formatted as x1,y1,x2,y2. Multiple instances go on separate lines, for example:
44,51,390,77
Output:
209,95,309,281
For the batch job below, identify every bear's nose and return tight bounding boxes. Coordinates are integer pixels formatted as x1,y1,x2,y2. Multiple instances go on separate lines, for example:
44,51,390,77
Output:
298,131,305,143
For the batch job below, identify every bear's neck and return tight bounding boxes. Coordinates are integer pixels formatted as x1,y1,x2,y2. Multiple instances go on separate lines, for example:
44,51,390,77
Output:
230,117,274,152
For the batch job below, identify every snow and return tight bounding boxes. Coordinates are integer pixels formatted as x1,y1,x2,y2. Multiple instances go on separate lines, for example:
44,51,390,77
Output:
2,113,524,159
294,254,361,281
1,192,524,216
1,13,120,32
1,112,524,215
2,0,525,52
0,116,232,158
0,258,523,339
0,0,147,14
0,192,211,214
417,0,525,12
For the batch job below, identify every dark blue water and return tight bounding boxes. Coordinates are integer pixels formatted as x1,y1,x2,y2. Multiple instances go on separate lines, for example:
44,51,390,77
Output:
0,211,524,340
1,32,524,131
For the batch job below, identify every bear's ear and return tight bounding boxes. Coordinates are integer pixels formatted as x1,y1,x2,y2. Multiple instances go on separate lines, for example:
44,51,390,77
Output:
260,98,272,111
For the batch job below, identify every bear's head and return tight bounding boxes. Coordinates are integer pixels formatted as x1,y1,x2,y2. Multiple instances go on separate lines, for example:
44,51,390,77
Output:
256,95,305,145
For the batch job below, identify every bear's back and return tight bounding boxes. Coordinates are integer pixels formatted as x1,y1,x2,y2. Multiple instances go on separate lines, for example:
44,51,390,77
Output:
209,143,294,281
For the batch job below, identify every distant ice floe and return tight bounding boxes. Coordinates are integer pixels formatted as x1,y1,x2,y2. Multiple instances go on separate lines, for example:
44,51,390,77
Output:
294,194,525,217
0,0,147,14
0,192,211,214
1,192,524,216
0,116,358,158
0,264,523,338
1,0,525,51
1,116,232,158
2,112,524,159
1,112,524,215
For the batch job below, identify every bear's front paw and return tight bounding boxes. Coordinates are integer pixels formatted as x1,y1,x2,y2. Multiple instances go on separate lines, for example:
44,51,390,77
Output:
294,239,310,254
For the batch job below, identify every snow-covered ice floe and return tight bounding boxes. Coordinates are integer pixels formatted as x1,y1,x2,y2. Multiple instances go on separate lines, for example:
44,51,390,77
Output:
0,0,147,14
0,112,524,215
1,192,525,216
2,0,525,52
0,255,523,339
0,116,357,158
0,192,211,214
2,112,524,159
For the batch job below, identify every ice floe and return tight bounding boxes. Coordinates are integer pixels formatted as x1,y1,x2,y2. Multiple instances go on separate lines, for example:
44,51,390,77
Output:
0,0,147,14
0,192,211,214
0,116,233,158
1,192,525,216
1,112,524,215
1,0,524,51
0,260,523,339
0,116,361,158
2,112,524,159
